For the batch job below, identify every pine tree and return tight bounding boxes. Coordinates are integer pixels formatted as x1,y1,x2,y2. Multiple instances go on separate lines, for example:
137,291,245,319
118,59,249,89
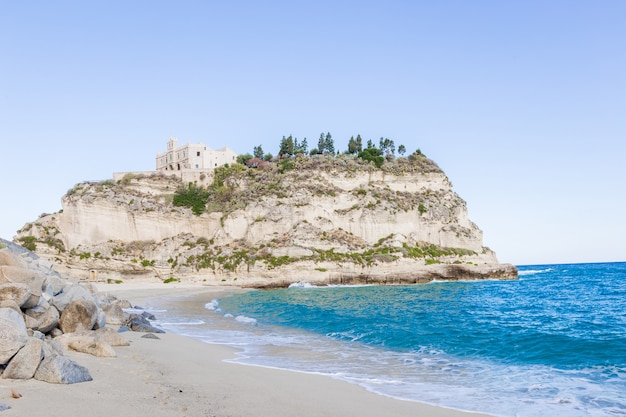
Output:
317,133,325,154
324,132,334,155
348,136,357,154
253,145,264,158
355,134,363,152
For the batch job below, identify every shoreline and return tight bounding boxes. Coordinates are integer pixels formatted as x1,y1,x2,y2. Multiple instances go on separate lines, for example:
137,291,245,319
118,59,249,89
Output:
2,284,493,417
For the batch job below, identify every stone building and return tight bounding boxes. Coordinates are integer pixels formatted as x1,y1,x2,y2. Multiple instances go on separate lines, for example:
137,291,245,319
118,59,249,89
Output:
156,137,237,172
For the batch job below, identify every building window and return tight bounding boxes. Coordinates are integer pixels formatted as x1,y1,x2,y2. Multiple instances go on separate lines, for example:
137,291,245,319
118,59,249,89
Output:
197,151,201,157
195,164,199,168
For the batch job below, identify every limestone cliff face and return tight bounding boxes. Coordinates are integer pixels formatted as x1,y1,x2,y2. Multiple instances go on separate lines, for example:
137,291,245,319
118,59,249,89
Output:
15,155,517,286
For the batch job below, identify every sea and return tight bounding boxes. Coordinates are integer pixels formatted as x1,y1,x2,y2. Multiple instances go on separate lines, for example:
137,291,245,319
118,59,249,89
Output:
145,262,626,417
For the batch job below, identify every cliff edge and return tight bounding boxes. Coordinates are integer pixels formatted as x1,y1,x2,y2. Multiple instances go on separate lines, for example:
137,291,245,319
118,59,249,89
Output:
15,153,517,287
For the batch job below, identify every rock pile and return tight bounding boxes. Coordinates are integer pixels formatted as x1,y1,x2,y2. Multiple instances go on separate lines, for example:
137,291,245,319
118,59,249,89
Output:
0,239,162,410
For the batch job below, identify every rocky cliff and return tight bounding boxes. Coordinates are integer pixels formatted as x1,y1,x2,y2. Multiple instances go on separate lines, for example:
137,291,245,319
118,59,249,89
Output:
15,154,517,287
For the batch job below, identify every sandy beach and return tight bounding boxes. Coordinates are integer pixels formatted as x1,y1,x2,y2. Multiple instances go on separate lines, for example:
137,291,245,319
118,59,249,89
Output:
0,284,492,417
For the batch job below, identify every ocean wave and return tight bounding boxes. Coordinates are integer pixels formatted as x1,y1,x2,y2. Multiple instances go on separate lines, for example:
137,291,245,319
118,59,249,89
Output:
235,315,257,325
519,268,553,276
204,299,220,311
288,281,317,288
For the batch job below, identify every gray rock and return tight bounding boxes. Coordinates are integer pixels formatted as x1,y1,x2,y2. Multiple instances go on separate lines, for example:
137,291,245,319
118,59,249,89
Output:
34,354,92,384
127,316,165,333
42,339,64,358
42,275,66,297
103,303,125,325
94,327,129,347
0,266,43,309
23,300,60,334
114,299,132,309
0,283,31,307
0,308,28,364
3,337,43,379
141,333,160,340
49,327,63,338
93,308,106,330
58,299,98,333
0,402,10,411
141,311,156,320
51,284,94,312
68,339,116,357
0,299,22,314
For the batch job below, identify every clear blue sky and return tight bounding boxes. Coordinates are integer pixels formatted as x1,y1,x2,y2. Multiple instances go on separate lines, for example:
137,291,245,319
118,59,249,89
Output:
2,1,624,265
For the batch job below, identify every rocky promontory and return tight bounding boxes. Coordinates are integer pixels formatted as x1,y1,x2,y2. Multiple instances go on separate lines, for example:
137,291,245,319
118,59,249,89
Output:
14,153,517,287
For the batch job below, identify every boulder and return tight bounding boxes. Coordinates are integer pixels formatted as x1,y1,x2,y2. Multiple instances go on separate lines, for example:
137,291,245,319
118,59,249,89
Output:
94,327,129,347
94,308,107,330
42,275,66,297
0,308,29,364
3,337,43,379
0,266,44,309
34,354,92,384
0,251,24,267
42,339,64,358
0,299,22,314
23,300,60,334
0,283,31,307
58,299,98,333
127,315,165,333
68,339,116,357
0,402,9,411
113,299,132,309
103,303,125,325
51,284,94,312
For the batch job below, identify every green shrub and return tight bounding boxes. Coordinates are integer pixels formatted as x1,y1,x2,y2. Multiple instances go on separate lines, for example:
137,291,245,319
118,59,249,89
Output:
173,183,210,215
163,277,180,284
18,236,36,251
358,147,384,168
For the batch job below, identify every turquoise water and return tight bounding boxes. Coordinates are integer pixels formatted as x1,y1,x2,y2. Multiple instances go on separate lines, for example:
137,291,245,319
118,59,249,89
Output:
152,262,626,417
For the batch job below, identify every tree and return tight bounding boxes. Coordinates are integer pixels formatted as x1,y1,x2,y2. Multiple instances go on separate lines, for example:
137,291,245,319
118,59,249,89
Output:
294,137,308,154
355,134,363,153
324,132,335,155
367,138,374,149
236,153,253,165
379,137,395,155
398,144,406,156
253,145,264,159
317,133,325,154
348,136,358,154
279,135,294,158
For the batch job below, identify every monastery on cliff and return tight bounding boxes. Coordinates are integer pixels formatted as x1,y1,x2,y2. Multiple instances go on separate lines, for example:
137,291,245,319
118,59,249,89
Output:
156,137,237,172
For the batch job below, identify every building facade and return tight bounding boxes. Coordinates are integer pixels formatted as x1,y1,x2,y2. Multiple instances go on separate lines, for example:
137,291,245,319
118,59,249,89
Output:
156,137,238,172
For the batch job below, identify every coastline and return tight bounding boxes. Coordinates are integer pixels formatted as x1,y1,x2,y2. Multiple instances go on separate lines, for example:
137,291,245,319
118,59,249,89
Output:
1,284,493,417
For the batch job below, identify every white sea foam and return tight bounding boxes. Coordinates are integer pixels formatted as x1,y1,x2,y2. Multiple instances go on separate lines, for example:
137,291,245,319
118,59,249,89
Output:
519,268,553,276
235,315,257,324
288,281,317,288
204,299,220,310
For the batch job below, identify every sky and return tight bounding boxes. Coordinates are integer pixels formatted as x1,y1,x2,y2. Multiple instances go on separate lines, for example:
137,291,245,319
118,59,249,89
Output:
1,1,625,266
